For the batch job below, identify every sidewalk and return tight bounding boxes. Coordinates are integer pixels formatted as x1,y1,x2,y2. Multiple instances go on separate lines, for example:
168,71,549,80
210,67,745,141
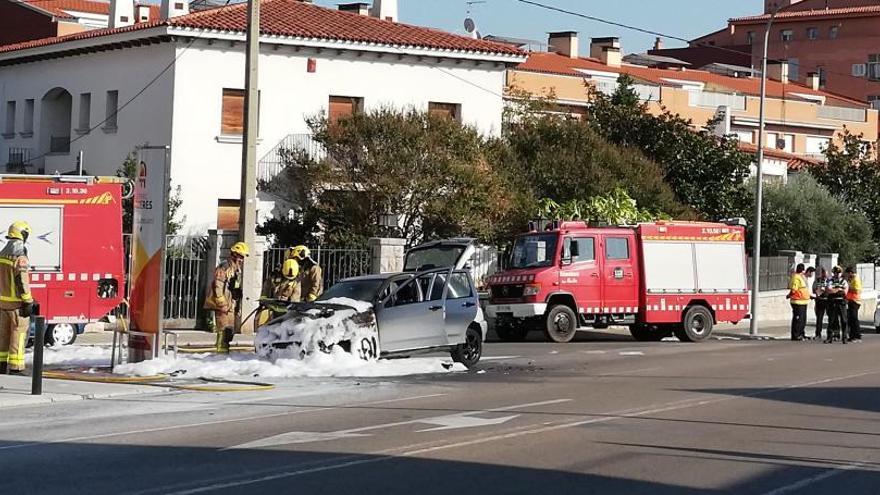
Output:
0,374,163,409
78,329,253,347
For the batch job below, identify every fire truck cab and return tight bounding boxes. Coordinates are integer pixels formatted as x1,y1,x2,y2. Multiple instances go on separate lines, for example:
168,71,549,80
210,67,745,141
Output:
486,221,750,343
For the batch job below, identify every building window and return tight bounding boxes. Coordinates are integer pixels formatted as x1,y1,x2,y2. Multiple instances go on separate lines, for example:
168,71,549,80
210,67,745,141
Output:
868,95,880,109
105,90,119,129
829,26,839,39
77,92,91,132
805,136,830,155
817,66,827,87
428,102,462,122
4,101,15,137
746,31,755,45
868,54,880,81
780,29,794,42
806,27,819,40
767,132,794,153
853,63,867,77
220,88,246,135
22,99,34,136
328,96,364,126
735,130,754,144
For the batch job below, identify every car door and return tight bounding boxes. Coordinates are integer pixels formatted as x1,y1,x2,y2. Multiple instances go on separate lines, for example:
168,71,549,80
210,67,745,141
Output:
442,269,478,345
560,235,602,315
600,234,639,313
375,272,447,352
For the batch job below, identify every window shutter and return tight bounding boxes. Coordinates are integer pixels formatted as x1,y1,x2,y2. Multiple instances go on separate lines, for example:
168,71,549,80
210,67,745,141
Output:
428,102,461,121
328,96,356,125
221,89,245,135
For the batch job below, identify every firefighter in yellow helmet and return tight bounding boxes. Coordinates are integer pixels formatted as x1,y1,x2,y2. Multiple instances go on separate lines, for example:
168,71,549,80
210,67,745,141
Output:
288,245,323,302
273,258,302,302
203,241,248,352
0,221,34,374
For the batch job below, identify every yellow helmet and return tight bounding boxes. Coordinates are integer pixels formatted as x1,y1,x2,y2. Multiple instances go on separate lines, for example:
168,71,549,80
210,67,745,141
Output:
287,245,310,260
230,242,250,258
282,259,300,280
7,221,31,241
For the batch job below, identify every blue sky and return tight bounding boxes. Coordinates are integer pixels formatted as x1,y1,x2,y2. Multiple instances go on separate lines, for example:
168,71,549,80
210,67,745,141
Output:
314,0,764,53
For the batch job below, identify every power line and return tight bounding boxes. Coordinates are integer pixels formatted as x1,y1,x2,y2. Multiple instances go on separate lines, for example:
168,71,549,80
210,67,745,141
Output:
514,0,879,95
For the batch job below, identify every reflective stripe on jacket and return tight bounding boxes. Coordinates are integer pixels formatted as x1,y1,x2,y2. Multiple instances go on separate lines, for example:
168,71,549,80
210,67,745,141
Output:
0,240,31,310
788,273,810,305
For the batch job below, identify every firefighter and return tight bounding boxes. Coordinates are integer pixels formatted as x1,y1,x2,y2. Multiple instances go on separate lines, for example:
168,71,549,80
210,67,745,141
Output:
844,266,863,342
786,263,810,341
0,221,34,375
824,266,848,344
273,258,301,303
203,241,248,353
288,245,323,302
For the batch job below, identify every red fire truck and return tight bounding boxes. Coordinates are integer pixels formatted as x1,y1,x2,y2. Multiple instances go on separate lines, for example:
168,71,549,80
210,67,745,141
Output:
486,221,750,343
0,175,127,345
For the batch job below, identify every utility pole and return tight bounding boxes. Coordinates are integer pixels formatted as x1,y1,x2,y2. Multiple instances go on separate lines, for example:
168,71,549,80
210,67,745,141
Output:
236,0,259,333
749,4,782,337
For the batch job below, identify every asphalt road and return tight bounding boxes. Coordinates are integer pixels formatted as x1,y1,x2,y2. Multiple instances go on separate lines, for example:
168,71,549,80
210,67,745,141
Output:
1,331,878,494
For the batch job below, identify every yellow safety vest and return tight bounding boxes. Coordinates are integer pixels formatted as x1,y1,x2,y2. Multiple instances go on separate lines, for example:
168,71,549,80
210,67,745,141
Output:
846,275,862,302
788,273,810,305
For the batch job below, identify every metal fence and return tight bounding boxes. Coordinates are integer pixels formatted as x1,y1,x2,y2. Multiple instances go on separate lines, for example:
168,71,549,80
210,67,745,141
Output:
264,246,371,289
747,256,791,292
468,245,501,291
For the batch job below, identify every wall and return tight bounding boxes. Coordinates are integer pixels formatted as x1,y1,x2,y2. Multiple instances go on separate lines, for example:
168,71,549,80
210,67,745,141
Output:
755,289,877,323
171,40,508,232
0,2,56,46
0,43,176,177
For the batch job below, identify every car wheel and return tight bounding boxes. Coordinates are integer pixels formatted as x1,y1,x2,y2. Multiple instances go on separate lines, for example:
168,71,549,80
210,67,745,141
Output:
674,306,713,342
452,326,483,369
46,323,78,346
495,324,528,342
544,305,578,343
629,323,666,342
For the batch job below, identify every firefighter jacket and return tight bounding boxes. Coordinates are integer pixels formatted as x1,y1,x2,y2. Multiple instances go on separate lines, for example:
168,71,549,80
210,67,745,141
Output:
203,259,240,312
301,264,324,302
846,274,862,302
788,273,810,305
0,239,32,311
273,279,301,303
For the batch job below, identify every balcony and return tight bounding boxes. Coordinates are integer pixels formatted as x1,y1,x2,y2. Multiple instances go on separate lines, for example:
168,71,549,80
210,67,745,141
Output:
817,105,867,122
5,147,36,173
258,133,326,183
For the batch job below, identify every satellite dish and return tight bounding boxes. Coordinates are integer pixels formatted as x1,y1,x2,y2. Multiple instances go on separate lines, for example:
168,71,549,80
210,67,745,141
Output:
464,17,476,33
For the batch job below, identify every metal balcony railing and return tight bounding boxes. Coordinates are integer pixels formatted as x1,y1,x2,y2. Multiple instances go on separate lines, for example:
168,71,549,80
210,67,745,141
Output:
257,133,326,182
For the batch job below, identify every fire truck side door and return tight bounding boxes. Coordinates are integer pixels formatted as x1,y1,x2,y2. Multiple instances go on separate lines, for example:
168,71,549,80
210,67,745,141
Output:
560,236,602,315
600,234,638,313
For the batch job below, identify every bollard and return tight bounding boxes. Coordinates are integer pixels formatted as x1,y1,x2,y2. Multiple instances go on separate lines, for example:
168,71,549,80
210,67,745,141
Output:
31,316,45,396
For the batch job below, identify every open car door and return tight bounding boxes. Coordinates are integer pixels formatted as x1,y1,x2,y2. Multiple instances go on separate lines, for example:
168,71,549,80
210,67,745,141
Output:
375,269,450,353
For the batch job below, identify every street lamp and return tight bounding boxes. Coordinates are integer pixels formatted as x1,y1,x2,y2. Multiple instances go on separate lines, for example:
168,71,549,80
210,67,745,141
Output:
749,3,783,337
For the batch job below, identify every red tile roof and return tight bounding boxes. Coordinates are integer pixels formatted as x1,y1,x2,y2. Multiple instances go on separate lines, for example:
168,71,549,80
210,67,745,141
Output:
730,5,880,23
21,0,159,21
738,142,821,170
515,52,867,108
0,0,523,56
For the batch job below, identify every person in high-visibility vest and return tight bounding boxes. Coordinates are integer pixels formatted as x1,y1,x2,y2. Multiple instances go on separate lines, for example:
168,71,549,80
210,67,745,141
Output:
844,266,863,342
824,266,848,343
0,221,34,374
203,242,248,353
288,245,323,302
786,263,810,341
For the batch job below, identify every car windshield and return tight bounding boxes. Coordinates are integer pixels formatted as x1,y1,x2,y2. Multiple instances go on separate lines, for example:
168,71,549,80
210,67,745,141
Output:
510,234,558,269
317,279,385,303
404,245,466,271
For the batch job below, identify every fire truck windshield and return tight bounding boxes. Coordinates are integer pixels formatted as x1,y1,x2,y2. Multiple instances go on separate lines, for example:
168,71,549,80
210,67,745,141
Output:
510,233,558,269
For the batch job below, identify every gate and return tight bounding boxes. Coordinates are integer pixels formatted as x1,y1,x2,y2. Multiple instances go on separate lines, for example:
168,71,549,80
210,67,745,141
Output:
264,246,371,288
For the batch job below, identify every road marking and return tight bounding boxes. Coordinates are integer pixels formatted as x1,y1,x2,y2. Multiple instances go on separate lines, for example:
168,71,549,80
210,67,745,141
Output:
157,370,880,495
759,461,868,495
619,351,645,356
227,398,571,449
0,393,448,452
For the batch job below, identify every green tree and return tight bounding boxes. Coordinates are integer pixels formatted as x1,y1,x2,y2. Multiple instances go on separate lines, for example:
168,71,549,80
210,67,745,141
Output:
809,130,880,249
260,108,514,247
587,75,752,220
537,188,665,225
741,174,874,264
117,153,185,235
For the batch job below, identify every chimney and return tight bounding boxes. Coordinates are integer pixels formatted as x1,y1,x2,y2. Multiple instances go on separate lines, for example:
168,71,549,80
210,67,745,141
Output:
653,37,663,50
109,0,134,28
548,31,578,59
338,2,370,15
767,60,789,84
591,37,621,68
136,4,150,22
160,0,189,20
369,0,398,22
806,71,820,90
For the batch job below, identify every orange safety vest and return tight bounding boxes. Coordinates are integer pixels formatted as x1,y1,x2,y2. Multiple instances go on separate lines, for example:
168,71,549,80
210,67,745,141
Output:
788,273,810,305
846,274,862,302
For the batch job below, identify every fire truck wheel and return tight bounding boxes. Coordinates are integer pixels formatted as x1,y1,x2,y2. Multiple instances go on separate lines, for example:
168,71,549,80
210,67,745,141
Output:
46,323,78,346
675,306,714,342
495,324,529,342
544,305,578,343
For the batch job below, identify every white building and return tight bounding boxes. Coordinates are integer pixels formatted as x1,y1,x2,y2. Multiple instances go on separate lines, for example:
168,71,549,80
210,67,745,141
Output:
0,0,525,231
